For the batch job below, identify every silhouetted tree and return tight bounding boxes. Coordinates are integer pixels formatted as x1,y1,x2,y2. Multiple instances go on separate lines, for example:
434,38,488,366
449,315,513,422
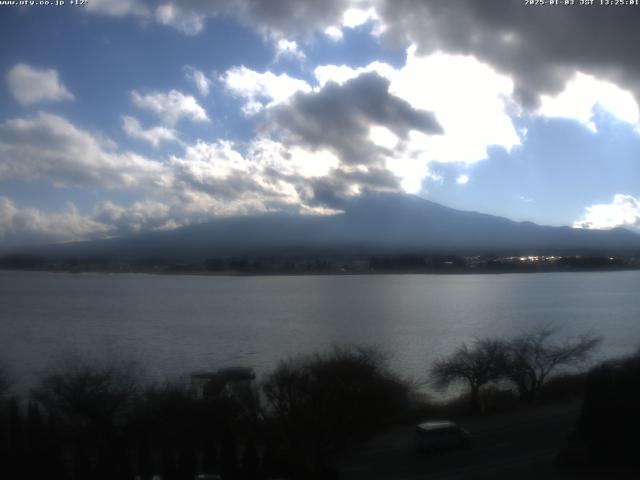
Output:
220,427,238,480
177,442,197,480
7,398,26,479
242,437,259,480
160,446,178,480
430,339,508,412
262,346,411,477
26,402,48,478
578,350,640,467
136,436,154,480
31,355,142,437
505,326,601,403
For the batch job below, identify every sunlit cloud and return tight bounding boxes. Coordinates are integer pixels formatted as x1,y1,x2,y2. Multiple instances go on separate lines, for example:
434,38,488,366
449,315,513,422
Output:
574,194,640,232
538,72,640,132
221,66,312,115
131,89,209,126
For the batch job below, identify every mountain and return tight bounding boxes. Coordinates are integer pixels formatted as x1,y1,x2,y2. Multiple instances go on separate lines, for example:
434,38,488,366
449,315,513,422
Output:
11,194,640,261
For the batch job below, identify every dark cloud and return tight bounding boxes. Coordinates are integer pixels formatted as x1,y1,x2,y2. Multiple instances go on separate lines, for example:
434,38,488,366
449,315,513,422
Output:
264,72,441,166
170,1,640,108
216,0,351,38
377,0,640,108
261,72,441,202
92,2,640,108
133,0,352,38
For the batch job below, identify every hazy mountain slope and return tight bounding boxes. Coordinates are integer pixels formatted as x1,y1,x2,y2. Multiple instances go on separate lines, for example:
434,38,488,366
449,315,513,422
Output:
18,194,640,260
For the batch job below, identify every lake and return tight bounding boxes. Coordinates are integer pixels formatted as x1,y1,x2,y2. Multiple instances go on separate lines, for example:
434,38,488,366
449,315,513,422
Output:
2,270,640,392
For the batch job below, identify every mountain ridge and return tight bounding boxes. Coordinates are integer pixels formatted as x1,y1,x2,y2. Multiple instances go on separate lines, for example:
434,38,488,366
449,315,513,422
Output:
6,194,640,261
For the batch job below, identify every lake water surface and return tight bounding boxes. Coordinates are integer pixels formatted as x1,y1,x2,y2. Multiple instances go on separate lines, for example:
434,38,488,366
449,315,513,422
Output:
2,270,640,390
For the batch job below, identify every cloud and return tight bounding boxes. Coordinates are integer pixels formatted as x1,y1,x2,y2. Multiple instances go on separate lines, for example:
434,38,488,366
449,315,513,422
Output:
121,115,180,148
86,0,150,17
169,140,302,205
265,72,441,165
324,26,343,41
92,199,177,234
0,196,179,246
314,61,396,88
221,66,312,115
376,1,640,110
0,197,113,246
183,66,211,96
261,71,442,197
537,72,639,131
248,138,340,179
6,64,74,106
155,3,205,35
574,194,640,233
315,49,521,165
131,89,209,125
170,0,352,38
76,0,640,116
0,112,167,188
275,39,305,61
456,174,469,185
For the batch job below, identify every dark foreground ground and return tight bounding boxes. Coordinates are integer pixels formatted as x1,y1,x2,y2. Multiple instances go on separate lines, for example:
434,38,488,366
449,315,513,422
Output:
337,402,637,480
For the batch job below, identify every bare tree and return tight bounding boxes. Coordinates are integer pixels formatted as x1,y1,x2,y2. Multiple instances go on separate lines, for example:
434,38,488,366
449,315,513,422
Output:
31,355,142,435
429,339,508,412
505,325,601,403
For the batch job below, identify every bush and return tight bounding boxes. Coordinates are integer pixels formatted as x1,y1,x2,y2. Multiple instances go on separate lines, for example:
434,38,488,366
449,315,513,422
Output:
262,345,412,475
579,352,640,467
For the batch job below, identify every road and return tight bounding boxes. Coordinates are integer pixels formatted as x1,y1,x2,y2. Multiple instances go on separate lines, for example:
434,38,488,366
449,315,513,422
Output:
338,402,584,480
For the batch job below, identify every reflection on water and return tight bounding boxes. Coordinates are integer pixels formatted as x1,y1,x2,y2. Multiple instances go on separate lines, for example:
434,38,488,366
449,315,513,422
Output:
1,270,640,390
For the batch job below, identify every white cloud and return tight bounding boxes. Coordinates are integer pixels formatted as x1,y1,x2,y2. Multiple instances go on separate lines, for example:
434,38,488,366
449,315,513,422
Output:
155,3,205,35
314,61,395,88
222,66,312,115
275,39,306,61
121,115,180,148
369,125,398,149
249,138,340,178
167,139,314,216
183,66,211,96
0,197,113,246
92,199,176,234
0,112,167,188
86,0,150,17
131,89,209,126
6,64,74,106
324,26,344,41
391,48,520,164
341,6,383,34
573,194,640,232
456,174,469,185
538,72,640,131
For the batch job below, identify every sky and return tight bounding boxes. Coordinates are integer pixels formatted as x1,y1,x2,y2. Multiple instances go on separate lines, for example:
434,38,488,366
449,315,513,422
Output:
1,0,640,247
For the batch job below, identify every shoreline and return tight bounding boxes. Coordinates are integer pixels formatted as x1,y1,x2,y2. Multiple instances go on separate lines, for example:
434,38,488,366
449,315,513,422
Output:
2,265,640,277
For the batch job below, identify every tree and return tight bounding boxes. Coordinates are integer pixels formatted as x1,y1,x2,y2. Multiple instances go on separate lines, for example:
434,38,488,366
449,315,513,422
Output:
505,325,601,403
262,346,411,477
429,339,509,412
31,355,142,436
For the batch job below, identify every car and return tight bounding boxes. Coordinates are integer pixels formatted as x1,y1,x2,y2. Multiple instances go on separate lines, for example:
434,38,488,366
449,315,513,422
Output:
414,420,472,452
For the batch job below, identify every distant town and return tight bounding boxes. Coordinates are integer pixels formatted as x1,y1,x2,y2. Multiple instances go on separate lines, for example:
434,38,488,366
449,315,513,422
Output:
2,252,640,275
